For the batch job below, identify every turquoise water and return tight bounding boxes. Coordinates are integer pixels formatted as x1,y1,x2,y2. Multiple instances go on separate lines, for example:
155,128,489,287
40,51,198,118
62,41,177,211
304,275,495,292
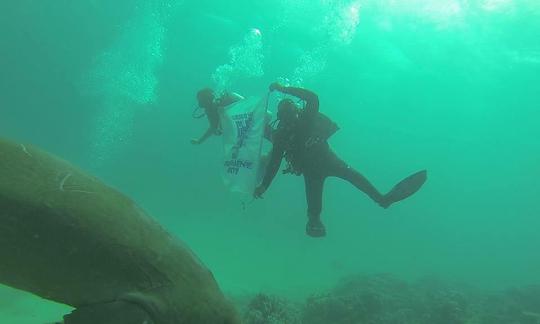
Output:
1,0,540,322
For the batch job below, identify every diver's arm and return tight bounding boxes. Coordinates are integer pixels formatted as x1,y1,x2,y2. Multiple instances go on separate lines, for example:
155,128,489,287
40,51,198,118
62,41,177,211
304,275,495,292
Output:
271,84,319,115
263,111,273,142
263,124,273,142
192,109,219,145
218,92,244,107
192,127,215,145
254,144,284,197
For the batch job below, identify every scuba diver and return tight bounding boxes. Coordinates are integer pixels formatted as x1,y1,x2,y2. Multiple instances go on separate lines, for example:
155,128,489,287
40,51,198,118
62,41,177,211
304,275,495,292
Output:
191,87,274,189
254,83,427,238
191,88,244,145
191,87,273,145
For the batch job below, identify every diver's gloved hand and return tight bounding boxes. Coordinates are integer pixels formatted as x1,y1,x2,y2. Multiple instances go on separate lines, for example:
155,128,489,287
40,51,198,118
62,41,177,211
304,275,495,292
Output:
253,184,267,199
269,82,283,92
190,138,201,145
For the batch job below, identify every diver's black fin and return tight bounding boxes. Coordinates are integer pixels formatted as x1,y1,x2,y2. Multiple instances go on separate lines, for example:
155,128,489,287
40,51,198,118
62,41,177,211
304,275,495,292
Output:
383,170,427,208
63,300,154,324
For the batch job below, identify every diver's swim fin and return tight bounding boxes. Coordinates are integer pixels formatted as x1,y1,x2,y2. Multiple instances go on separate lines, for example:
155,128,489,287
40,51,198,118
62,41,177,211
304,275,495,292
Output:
63,300,154,324
382,170,427,208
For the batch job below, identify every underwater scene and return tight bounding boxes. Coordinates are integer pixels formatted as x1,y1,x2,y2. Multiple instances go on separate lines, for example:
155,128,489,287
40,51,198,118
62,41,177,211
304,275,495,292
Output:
1,0,540,323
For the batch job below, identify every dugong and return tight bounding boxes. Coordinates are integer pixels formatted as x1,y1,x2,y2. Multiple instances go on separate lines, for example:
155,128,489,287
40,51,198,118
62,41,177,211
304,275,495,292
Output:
0,138,239,324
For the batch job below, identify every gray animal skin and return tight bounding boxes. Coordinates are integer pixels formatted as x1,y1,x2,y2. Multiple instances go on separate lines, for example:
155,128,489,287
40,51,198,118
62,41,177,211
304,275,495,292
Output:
0,138,240,324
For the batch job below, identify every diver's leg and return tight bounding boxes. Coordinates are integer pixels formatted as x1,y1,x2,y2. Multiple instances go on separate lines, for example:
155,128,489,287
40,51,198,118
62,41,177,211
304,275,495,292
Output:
328,153,427,208
327,154,387,207
304,174,326,237
256,152,270,185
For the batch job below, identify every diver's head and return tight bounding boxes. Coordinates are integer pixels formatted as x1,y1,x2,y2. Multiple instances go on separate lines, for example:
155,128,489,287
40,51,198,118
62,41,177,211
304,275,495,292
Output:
197,88,215,109
277,99,298,125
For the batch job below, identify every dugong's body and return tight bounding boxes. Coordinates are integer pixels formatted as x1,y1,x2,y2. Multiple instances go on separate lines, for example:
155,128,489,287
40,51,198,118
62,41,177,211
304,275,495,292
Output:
0,138,239,324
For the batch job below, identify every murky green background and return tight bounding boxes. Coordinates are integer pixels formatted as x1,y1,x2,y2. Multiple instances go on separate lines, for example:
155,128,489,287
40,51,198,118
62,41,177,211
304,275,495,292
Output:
1,0,539,322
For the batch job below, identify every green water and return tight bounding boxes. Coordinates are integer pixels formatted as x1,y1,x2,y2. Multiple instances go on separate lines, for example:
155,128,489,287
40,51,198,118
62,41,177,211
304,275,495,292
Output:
1,0,540,322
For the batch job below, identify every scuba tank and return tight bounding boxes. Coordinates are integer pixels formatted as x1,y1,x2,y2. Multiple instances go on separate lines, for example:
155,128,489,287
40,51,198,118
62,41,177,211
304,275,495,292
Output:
304,112,340,148
278,111,340,175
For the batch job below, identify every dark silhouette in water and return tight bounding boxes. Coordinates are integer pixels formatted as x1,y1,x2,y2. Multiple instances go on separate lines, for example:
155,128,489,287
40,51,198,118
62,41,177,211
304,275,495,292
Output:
0,138,239,324
191,87,273,146
254,83,427,238
191,88,244,145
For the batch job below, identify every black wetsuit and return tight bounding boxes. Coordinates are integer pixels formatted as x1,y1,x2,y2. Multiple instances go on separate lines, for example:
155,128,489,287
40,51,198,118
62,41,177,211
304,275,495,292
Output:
205,105,221,134
260,88,383,222
205,93,241,135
